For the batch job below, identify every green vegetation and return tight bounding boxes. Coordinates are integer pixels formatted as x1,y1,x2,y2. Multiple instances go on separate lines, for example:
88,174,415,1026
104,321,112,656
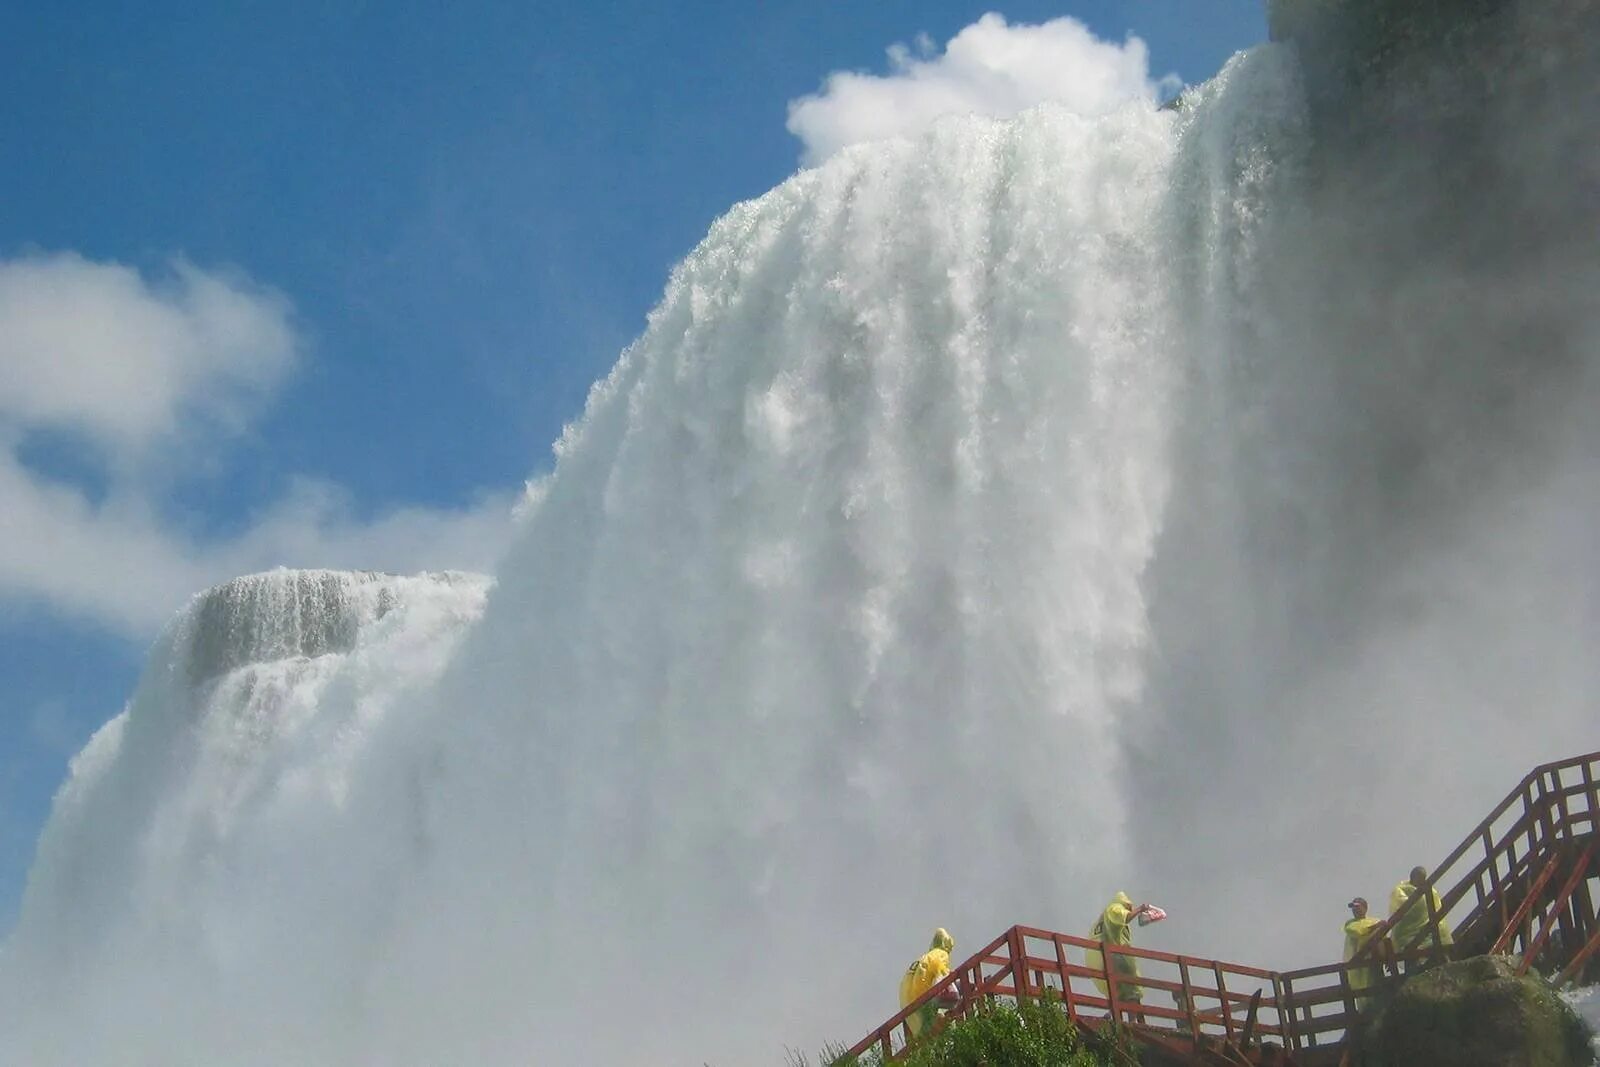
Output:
791,994,1128,1067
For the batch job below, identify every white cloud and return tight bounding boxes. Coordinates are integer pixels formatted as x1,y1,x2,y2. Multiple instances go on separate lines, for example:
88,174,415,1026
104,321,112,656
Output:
786,13,1178,165
0,253,296,456
0,252,516,636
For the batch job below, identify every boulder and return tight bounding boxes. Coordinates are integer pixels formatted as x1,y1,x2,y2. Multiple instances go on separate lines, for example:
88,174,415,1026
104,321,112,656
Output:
1365,955,1595,1067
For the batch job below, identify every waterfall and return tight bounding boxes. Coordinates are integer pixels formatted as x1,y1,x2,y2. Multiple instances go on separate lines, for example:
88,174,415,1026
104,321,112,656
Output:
4,570,490,1061
4,14,1598,1063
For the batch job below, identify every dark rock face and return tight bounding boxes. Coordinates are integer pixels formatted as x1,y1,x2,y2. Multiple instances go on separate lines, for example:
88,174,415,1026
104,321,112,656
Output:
1365,956,1595,1067
1267,0,1508,57
1266,0,1595,120
1136,0,1600,861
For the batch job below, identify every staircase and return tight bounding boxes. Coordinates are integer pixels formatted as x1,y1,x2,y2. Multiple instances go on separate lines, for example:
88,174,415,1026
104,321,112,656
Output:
843,750,1600,1065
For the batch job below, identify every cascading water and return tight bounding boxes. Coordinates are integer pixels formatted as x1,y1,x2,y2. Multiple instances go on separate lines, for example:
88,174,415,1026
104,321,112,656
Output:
337,77,1202,1062
4,9,1599,1063
3,569,491,1060
1129,0,1600,962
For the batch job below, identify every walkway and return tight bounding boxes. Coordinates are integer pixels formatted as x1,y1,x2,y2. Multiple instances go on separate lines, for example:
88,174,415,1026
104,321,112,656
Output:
845,750,1600,1065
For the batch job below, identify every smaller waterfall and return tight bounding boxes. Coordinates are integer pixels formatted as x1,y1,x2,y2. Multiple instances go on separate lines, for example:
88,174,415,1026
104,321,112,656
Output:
2,569,489,1064
183,570,407,685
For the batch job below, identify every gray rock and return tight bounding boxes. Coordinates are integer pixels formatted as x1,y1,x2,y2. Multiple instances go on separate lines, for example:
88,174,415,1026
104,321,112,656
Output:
1365,955,1596,1067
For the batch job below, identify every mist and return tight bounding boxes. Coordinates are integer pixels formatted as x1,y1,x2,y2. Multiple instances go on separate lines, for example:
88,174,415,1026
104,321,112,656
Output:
1128,0,1600,967
2,3,1597,1064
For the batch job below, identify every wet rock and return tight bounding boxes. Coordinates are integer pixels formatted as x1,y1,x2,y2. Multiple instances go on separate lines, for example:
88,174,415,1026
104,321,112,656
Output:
1365,955,1595,1067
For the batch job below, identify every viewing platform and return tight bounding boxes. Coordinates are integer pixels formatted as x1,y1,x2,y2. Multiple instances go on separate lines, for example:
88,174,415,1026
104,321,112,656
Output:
846,750,1600,1065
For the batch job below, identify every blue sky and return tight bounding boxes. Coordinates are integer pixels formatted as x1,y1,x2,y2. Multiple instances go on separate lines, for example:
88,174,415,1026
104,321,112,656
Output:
0,1,1265,932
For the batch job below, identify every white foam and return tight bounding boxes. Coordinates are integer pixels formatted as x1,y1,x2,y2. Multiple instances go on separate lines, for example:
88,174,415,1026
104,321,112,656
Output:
6,29,1600,1066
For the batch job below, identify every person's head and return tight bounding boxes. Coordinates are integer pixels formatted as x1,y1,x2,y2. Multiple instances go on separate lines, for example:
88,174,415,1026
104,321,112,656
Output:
1409,866,1428,886
930,927,954,953
1347,897,1368,919
1114,891,1134,909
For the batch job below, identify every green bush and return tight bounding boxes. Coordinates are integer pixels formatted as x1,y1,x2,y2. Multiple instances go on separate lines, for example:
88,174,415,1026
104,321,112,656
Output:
796,994,1125,1067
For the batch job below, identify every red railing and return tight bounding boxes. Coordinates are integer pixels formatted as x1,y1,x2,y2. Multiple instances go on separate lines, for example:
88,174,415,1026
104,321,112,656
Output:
845,926,1292,1063
1351,749,1600,967
1269,751,1600,1057
844,750,1600,1065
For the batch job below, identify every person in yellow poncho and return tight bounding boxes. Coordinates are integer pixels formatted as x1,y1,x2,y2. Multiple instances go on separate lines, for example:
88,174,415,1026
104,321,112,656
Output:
1086,892,1152,1019
1390,866,1452,969
1342,896,1385,1011
898,928,955,1038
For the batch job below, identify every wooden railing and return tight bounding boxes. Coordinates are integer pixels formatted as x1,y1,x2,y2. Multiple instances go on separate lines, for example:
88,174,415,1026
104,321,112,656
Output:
1276,751,1600,1055
844,749,1600,1065
1350,749,1600,967
845,926,1292,1063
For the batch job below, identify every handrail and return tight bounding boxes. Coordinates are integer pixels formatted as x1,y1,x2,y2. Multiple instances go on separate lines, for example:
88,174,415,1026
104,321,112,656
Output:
1515,839,1598,976
844,926,1294,1061
1487,852,1564,955
1352,750,1600,963
844,750,1600,1064
849,930,1013,1061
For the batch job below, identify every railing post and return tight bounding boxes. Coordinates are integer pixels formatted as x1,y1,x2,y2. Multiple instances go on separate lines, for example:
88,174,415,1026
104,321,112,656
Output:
1180,959,1197,1039
1271,975,1288,1053
1553,768,1574,837
1053,935,1078,1019
1213,962,1235,1044
1423,871,1444,962
1279,975,1299,1051
1487,826,1505,927
1584,759,1598,835
1240,989,1262,1049
1008,926,1031,1002
1521,781,1536,858
1529,777,1555,851
1536,772,1551,837
1576,874,1597,952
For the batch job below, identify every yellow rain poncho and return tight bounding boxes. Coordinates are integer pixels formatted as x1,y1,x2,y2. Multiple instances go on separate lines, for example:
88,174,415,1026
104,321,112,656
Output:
898,928,954,1037
1086,892,1142,1002
1389,881,1453,953
1342,915,1385,1008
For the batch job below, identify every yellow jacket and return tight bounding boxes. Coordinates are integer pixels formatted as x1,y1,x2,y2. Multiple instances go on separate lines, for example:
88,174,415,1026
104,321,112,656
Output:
1086,892,1141,998
899,928,954,1009
898,929,955,1037
1343,916,1384,961
1389,881,1453,950
898,947,952,1009
1092,892,1136,947
1343,916,1384,996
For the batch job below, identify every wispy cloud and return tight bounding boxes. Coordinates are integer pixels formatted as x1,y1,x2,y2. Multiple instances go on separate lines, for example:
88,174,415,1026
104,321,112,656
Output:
0,252,516,637
0,254,295,458
787,13,1178,165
